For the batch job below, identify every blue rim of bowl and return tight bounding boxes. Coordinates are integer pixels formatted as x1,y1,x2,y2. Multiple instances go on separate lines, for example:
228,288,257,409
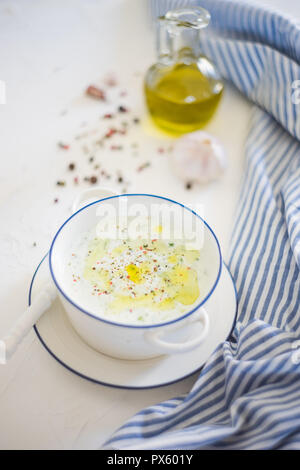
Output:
30,256,238,390
48,193,223,330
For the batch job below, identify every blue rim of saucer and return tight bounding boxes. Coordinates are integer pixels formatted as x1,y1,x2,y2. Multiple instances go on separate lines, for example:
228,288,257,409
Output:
30,255,238,390
49,193,223,330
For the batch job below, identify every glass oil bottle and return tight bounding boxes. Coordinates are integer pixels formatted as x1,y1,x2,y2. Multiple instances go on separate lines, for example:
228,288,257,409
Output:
144,7,224,134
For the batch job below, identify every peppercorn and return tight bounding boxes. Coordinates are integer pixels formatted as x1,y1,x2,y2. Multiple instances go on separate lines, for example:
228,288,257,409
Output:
86,85,106,100
58,142,69,150
90,176,97,184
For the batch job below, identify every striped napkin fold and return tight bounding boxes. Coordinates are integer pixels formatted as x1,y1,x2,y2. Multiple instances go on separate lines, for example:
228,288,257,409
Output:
104,0,300,449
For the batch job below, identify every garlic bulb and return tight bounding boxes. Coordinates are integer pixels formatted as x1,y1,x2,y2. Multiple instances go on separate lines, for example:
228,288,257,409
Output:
171,131,227,184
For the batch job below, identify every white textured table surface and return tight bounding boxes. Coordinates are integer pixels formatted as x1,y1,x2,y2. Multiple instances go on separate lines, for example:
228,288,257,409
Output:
0,0,297,450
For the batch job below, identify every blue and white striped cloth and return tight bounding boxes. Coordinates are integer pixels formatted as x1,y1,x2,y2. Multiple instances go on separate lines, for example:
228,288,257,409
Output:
105,0,300,449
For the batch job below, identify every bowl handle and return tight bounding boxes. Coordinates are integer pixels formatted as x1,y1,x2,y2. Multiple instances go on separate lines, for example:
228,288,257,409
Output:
144,308,209,354
72,187,118,214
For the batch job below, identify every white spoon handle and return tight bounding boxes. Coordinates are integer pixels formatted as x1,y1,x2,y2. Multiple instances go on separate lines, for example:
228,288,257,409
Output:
0,282,56,363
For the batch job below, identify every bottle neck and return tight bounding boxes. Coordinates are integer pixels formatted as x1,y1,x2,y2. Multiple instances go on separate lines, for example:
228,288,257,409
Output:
156,22,201,66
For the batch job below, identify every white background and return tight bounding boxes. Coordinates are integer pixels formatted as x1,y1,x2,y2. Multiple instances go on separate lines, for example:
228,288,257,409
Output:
0,0,298,450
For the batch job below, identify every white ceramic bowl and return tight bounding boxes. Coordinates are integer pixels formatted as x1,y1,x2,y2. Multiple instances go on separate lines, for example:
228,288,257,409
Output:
49,189,222,360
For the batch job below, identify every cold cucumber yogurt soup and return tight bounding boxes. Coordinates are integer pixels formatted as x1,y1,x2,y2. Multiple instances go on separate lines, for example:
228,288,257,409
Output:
66,219,208,325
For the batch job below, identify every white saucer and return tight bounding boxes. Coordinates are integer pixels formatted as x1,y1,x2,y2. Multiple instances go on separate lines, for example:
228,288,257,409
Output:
30,256,237,389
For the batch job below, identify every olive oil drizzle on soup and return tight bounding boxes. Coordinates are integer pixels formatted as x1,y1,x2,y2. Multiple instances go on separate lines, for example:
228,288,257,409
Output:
67,225,208,325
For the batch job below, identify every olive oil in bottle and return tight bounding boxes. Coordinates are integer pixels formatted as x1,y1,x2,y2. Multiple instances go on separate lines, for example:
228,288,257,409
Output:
144,8,224,134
